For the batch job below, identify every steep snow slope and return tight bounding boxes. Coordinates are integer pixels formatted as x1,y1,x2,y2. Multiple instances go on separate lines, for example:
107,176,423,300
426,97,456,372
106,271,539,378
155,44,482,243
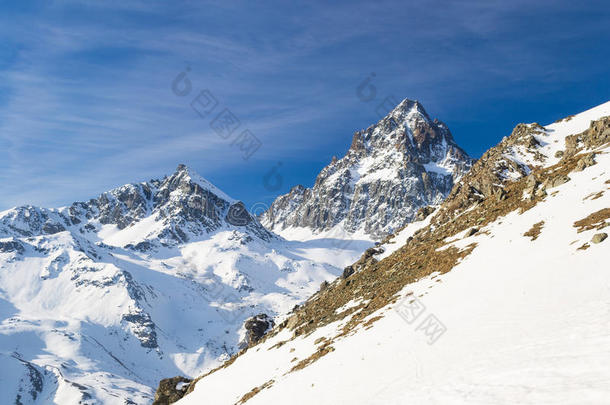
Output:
262,99,473,240
0,165,369,404
179,102,610,405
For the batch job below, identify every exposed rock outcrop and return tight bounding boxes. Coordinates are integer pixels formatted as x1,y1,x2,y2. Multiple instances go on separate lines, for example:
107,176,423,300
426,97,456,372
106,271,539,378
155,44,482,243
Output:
153,376,192,405
241,314,275,349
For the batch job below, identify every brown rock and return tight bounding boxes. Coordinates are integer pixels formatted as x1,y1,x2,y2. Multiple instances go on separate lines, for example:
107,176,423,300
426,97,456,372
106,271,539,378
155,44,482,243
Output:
153,376,191,405
415,206,436,221
575,153,596,171
543,175,570,190
465,228,478,237
342,266,355,279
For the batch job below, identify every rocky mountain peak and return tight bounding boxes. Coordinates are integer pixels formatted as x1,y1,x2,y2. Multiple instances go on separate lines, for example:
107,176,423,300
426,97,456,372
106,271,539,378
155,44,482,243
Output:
290,184,306,193
349,97,461,162
180,103,610,405
261,98,474,239
0,175,348,405
388,98,429,122
122,165,271,244
157,164,236,204
0,164,271,246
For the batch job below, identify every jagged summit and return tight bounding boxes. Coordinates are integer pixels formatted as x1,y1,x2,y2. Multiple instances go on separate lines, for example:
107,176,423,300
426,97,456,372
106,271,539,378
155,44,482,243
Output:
0,164,271,246
384,98,431,125
349,97,463,160
171,163,236,203
261,98,473,239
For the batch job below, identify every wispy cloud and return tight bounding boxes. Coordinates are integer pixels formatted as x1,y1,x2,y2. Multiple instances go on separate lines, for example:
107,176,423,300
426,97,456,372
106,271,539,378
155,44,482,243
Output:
0,0,608,209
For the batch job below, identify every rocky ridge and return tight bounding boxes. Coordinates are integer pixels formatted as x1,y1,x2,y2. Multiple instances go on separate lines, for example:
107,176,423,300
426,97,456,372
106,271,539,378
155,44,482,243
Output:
0,164,270,246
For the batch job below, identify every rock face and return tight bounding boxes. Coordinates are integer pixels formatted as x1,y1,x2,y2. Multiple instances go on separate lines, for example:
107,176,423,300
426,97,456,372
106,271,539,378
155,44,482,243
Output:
439,122,547,215
592,233,608,244
565,116,610,156
261,99,473,239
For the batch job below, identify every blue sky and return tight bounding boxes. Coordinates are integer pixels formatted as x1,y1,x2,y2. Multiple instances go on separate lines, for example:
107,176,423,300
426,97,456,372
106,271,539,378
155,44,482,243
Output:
1,0,609,211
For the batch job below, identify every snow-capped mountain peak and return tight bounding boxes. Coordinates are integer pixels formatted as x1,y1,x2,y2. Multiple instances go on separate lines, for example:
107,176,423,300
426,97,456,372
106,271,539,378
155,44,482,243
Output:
162,164,236,205
261,98,473,239
0,164,271,248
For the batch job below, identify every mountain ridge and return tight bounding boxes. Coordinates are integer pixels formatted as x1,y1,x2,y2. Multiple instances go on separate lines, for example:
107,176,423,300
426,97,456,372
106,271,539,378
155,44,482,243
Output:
0,164,272,247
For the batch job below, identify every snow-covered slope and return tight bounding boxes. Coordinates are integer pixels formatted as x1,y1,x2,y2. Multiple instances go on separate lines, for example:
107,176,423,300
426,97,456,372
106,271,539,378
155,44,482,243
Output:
0,165,369,404
261,99,473,240
179,102,610,405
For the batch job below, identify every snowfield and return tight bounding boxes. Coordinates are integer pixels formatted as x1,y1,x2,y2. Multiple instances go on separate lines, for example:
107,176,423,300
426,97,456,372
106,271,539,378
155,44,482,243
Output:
0,166,370,404
179,102,610,405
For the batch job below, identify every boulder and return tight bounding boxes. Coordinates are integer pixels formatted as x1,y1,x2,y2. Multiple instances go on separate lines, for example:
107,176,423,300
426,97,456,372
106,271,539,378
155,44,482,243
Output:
285,315,301,330
242,314,275,348
524,174,539,197
575,153,596,171
534,187,547,198
342,266,355,279
543,175,570,190
592,233,608,244
363,247,383,259
553,175,571,187
153,376,192,405
465,228,478,237
415,206,436,221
